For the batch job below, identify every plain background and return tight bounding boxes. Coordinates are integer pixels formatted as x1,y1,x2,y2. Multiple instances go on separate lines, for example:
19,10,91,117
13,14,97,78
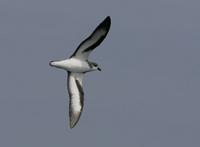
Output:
0,0,200,146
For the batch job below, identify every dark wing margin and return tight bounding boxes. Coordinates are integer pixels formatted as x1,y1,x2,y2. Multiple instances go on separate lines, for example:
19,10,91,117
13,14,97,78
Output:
70,16,111,59
67,72,84,128
69,79,84,128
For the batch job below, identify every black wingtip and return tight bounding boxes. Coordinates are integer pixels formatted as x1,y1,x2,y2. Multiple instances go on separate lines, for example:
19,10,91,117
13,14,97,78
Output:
98,16,111,32
105,16,111,21
103,16,111,25
69,111,82,129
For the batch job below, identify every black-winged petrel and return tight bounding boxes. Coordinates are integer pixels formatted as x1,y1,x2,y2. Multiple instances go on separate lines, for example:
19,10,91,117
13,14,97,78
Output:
49,16,111,128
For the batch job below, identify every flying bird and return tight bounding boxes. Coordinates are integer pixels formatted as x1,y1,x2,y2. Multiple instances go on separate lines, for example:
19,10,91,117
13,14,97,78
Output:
49,16,111,128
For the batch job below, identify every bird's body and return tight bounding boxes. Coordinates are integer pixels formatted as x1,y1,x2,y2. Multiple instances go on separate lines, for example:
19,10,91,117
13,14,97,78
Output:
50,16,111,128
50,58,96,73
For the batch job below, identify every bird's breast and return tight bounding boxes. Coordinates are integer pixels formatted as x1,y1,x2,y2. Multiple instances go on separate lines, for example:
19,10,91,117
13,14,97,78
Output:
64,58,91,73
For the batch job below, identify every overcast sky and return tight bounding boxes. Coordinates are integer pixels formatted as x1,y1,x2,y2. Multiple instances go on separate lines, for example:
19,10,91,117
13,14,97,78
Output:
0,0,200,146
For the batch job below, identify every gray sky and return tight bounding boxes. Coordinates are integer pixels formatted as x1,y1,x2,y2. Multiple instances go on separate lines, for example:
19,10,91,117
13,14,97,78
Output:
0,0,200,146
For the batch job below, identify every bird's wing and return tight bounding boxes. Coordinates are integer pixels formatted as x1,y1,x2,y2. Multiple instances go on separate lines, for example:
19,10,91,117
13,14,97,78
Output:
70,16,111,60
67,72,84,128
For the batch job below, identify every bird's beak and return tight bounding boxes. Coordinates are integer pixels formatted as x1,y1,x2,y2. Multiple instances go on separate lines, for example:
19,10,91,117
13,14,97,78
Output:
97,67,101,71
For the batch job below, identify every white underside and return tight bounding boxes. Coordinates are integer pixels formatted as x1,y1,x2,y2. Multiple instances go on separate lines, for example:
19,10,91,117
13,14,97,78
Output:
51,58,93,73
68,73,83,112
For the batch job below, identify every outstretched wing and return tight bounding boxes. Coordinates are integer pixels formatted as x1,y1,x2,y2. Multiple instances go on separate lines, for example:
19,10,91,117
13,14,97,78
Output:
70,16,111,60
67,72,84,128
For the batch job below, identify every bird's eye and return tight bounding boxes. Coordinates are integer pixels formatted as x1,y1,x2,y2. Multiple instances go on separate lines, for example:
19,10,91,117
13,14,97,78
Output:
93,63,98,67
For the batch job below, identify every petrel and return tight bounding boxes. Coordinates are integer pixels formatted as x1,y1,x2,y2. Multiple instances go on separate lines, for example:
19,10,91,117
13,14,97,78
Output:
49,16,111,128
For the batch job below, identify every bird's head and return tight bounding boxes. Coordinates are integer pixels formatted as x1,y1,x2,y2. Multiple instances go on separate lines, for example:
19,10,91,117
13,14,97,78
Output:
90,62,101,71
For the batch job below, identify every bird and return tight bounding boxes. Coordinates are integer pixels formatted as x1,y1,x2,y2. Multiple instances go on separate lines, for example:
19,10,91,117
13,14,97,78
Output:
49,16,111,128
